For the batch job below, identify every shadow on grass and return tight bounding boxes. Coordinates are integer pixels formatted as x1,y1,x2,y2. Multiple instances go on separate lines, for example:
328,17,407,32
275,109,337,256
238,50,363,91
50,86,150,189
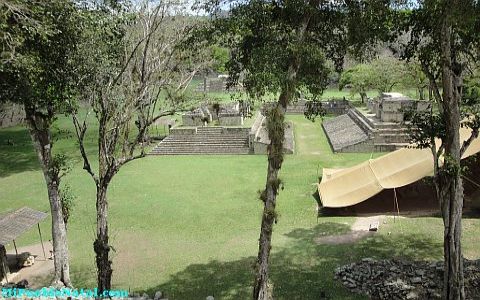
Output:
0,126,40,178
141,222,442,300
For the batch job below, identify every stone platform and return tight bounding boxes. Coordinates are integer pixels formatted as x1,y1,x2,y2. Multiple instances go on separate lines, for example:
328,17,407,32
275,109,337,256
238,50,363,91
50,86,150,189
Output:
150,112,295,155
150,126,251,155
323,106,411,153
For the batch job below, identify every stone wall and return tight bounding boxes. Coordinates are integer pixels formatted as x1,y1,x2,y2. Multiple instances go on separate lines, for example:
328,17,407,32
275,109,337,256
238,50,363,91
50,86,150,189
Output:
182,106,212,126
322,99,351,115
249,112,265,148
195,77,242,93
182,115,205,126
169,127,197,135
252,121,294,154
368,93,430,123
265,99,350,116
218,114,243,126
0,102,24,128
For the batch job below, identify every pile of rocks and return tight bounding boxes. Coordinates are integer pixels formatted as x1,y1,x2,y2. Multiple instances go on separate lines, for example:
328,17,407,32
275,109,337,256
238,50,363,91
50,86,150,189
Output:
335,258,480,300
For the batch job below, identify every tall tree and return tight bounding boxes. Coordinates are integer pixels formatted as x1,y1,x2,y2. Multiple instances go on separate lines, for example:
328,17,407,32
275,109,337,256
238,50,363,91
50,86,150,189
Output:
201,0,394,298
207,2,329,298
0,0,83,287
397,1,480,298
339,55,407,102
339,63,374,102
369,56,405,94
72,0,206,291
403,60,429,100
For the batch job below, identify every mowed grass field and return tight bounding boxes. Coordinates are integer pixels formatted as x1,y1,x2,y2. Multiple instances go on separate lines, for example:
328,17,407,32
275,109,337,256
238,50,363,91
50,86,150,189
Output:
1,113,480,299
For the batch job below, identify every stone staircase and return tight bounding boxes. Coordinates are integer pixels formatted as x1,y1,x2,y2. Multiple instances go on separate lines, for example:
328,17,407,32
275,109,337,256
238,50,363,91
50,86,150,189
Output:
349,108,411,146
322,114,370,152
150,126,251,155
324,107,413,153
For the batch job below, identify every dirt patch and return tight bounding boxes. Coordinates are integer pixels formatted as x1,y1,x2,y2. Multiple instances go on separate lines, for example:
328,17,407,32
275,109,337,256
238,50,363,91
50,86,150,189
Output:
314,216,384,245
351,215,384,231
2,243,53,287
314,230,373,245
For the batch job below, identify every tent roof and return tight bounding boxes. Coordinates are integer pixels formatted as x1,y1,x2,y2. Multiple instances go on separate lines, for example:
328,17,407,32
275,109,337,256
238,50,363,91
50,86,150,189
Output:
0,207,48,246
319,126,480,208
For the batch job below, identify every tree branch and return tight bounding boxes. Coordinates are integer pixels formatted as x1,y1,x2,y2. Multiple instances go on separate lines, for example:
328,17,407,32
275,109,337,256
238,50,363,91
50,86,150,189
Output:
72,112,99,185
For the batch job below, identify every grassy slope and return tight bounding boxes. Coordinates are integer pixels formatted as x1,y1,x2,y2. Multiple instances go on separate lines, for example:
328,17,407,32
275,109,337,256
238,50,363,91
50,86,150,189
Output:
1,113,479,299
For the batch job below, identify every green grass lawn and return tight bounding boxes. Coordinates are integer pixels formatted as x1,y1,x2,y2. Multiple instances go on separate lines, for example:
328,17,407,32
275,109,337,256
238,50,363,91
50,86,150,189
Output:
1,114,479,299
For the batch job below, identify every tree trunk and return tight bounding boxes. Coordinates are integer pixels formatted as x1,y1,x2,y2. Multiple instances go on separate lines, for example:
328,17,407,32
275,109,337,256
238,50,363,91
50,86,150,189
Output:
252,2,318,297
253,90,289,300
204,75,207,94
47,180,72,287
94,184,113,293
0,245,9,280
136,112,150,144
418,87,425,100
24,106,72,287
429,85,433,101
438,14,465,300
436,173,465,300
360,92,367,104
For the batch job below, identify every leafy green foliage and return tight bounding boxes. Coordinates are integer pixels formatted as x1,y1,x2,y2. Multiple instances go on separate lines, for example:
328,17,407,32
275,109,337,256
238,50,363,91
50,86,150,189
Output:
303,100,325,122
397,1,480,84
210,45,229,73
339,56,408,101
407,109,445,149
204,0,352,102
402,61,429,99
0,0,83,118
59,183,76,228
339,63,374,101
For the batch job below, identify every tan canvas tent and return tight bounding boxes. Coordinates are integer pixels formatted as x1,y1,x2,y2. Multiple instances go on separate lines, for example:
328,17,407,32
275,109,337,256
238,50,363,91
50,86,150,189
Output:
319,126,480,208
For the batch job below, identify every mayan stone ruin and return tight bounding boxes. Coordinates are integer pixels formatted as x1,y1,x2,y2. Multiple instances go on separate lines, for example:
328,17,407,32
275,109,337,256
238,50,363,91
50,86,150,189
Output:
323,93,429,153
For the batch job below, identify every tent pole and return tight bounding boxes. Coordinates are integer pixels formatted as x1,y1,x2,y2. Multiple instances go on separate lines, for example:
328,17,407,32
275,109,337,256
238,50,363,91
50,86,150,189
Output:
394,188,400,220
12,240,18,257
393,189,396,223
37,224,47,260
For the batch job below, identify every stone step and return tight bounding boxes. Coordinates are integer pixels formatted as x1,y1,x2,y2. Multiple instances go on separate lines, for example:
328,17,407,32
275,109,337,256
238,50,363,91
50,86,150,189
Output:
163,136,248,141
370,121,403,129
377,133,409,137
162,142,249,145
160,139,248,143
157,144,249,148
196,127,224,132
150,127,252,155
322,114,370,152
166,133,247,137
150,148,250,154
374,128,409,135
349,108,375,128
151,152,251,155
150,148,250,155
152,146,250,151
348,109,374,135
374,142,410,149
160,138,248,143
